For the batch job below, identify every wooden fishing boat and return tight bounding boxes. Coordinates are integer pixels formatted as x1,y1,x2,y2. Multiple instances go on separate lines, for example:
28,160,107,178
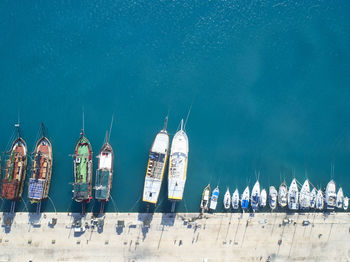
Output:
73,129,93,203
1,125,27,201
28,124,53,204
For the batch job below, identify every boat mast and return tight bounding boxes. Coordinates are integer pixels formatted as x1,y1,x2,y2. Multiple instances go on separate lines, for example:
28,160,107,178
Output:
108,113,114,143
180,119,184,131
162,116,168,131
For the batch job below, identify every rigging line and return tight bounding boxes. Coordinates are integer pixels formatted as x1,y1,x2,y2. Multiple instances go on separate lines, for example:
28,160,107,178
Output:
184,102,193,131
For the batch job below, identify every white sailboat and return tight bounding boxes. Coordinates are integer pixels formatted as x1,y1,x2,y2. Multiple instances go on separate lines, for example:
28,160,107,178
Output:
310,188,316,209
278,182,288,208
316,189,324,210
260,189,267,207
241,186,250,211
336,187,344,209
209,186,219,211
168,119,189,203
269,186,278,210
232,188,239,209
288,179,299,210
343,197,349,210
142,118,169,204
251,181,260,212
299,179,310,210
325,180,336,210
223,188,231,210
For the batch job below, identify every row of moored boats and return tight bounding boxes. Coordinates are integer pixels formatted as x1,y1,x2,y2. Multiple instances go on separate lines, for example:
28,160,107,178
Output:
1,123,114,213
200,179,349,212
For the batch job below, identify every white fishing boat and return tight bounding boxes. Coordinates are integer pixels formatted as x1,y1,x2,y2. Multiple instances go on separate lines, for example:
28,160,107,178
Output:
200,184,211,212
241,186,250,211
325,180,336,210
299,179,310,210
168,119,189,202
142,118,169,204
232,188,239,209
209,186,219,211
310,188,316,209
269,186,278,210
316,189,324,210
223,188,231,210
288,179,299,210
278,182,288,208
260,189,267,207
343,197,349,210
251,181,260,212
336,187,344,209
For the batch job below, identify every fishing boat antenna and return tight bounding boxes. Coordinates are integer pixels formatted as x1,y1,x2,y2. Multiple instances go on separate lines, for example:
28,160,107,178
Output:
41,122,45,137
81,107,85,136
108,113,114,143
15,111,21,138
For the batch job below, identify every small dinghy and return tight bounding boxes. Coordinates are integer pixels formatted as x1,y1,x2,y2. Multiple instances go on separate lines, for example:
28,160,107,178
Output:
299,179,310,210
269,186,278,210
288,179,299,210
251,181,260,212
232,188,239,209
336,187,344,209
260,189,267,207
316,189,324,210
310,188,316,209
223,188,231,210
325,180,336,210
241,186,250,211
209,186,219,211
278,182,288,208
200,184,211,212
343,197,349,210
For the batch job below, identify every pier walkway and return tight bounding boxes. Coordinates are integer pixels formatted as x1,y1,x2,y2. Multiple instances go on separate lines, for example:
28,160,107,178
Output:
0,212,349,261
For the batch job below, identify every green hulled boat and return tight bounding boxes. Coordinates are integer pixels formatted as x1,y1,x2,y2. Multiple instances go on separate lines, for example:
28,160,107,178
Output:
73,130,93,202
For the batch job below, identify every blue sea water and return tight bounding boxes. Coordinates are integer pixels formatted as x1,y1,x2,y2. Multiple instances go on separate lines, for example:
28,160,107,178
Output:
0,1,350,213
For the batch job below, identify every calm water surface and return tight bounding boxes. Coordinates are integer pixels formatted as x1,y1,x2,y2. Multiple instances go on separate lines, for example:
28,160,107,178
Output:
0,1,350,213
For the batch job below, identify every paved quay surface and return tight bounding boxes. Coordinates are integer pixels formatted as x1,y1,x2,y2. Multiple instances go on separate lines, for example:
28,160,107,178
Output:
0,212,349,262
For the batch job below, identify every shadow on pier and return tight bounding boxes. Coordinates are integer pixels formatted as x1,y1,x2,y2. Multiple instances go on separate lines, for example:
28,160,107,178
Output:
1,212,16,233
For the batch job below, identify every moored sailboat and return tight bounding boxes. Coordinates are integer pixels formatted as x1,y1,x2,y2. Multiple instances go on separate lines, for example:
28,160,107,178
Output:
325,180,336,210
142,118,169,204
251,181,260,212
336,187,344,209
168,119,189,205
269,186,277,210
260,189,267,207
288,179,299,210
278,182,288,208
209,186,219,211
343,197,349,210
1,124,27,202
223,188,231,210
241,186,250,211
28,124,53,204
232,188,239,209
299,179,310,210
310,188,316,209
316,189,324,210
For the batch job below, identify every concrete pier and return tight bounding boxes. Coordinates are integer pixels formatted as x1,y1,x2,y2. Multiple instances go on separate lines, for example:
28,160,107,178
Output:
0,212,349,261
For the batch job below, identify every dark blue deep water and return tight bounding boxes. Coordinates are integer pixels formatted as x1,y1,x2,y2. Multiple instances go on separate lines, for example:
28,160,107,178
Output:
0,1,350,213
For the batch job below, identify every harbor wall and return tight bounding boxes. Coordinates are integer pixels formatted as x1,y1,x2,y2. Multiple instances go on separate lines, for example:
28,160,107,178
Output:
0,212,349,262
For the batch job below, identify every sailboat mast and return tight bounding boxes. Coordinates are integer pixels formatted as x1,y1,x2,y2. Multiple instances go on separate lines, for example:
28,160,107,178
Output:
163,116,168,131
